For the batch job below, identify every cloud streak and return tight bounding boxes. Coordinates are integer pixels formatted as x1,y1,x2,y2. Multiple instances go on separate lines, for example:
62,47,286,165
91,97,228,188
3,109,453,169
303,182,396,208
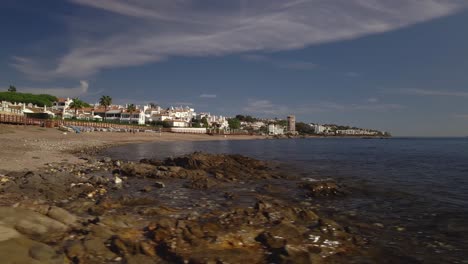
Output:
12,0,468,79
200,94,217,99
242,98,404,116
399,88,468,97
14,81,89,98
242,54,318,70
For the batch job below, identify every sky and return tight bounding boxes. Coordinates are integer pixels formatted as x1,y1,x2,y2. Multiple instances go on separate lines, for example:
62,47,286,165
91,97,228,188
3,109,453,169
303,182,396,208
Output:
1,0,468,136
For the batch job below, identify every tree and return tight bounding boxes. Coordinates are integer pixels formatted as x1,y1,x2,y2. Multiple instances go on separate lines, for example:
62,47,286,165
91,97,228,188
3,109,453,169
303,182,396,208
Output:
201,117,209,128
228,118,241,129
99,95,112,121
8,85,16,92
69,98,84,119
277,119,288,127
0,92,57,107
296,122,315,135
126,104,137,124
235,115,245,121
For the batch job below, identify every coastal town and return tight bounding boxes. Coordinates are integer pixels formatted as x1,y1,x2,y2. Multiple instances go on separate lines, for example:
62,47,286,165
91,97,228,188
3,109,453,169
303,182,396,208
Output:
0,88,389,137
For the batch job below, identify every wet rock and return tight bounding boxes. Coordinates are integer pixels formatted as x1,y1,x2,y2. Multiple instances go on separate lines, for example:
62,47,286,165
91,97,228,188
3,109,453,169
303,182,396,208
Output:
141,186,152,192
0,235,64,264
65,240,86,261
0,207,68,241
83,237,118,260
46,206,78,227
121,163,157,178
154,181,165,188
140,158,164,166
184,177,218,189
164,152,276,181
301,180,342,197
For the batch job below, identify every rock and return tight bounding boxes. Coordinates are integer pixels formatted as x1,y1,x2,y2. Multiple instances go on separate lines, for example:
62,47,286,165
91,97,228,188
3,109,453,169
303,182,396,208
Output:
157,166,169,171
46,206,78,226
28,243,60,262
154,182,165,188
102,157,112,163
114,175,123,188
0,225,21,242
184,177,217,190
301,180,342,197
0,236,64,264
84,238,118,260
0,207,68,241
141,186,152,192
168,166,182,173
121,163,157,177
65,240,86,261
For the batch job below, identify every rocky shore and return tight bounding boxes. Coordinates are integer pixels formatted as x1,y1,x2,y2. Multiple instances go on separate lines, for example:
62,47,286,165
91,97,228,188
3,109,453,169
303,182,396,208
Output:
0,151,382,264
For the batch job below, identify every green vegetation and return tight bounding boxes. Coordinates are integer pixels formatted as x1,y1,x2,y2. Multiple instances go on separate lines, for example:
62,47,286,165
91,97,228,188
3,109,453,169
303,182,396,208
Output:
69,98,85,117
235,115,257,123
228,118,241,129
201,117,209,128
99,95,112,121
0,91,57,107
296,122,315,135
151,120,171,128
126,104,137,124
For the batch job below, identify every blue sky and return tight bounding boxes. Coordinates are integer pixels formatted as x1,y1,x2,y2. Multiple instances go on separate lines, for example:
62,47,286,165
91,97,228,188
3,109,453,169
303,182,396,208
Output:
1,0,468,136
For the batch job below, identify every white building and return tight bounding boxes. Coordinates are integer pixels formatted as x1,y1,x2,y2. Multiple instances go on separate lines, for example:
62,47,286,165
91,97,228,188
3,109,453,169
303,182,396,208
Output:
335,129,379,136
52,98,73,110
311,124,327,134
168,120,190,127
268,124,285,135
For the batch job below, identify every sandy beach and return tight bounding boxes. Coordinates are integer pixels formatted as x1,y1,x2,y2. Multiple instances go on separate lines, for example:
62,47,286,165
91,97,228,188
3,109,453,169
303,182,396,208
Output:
0,124,264,172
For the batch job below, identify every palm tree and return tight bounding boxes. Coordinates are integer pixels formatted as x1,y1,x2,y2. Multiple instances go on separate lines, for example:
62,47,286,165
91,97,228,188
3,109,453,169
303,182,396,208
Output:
99,95,112,121
8,85,16,92
126,104,137,124
69,98,84,119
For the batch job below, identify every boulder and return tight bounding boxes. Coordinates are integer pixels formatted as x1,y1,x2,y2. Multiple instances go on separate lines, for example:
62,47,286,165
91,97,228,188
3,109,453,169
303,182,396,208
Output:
301,180,342,197
46,206,78,226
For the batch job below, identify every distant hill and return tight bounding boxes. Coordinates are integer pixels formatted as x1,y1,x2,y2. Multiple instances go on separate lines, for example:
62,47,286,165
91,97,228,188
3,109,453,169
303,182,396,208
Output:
0,92,58,107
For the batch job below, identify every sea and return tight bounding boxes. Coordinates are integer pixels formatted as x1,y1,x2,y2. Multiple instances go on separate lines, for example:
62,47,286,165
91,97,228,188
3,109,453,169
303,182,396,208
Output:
103,137,468,263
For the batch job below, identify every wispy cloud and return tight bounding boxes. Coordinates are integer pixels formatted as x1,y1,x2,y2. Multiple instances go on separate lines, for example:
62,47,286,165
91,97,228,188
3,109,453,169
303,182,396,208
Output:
242,99,290,116
398,88,468,97
242,98,404,116
13,80,89,98
12,0,468,79
200,94,217,99
242,54,318,70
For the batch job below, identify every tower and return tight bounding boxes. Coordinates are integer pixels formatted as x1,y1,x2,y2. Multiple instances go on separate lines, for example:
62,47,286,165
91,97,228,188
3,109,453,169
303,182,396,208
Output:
287,115,296,133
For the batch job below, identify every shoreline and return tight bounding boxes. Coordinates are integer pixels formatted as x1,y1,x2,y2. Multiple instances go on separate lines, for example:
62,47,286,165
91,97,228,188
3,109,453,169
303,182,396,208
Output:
0,124,265,172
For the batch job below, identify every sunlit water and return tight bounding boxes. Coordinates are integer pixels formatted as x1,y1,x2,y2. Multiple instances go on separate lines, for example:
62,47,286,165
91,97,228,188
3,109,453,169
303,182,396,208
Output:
103,137,468,263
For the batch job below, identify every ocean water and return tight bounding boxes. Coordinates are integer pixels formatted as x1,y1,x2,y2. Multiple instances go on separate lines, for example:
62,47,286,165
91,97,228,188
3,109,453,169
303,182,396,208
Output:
103,137,468,262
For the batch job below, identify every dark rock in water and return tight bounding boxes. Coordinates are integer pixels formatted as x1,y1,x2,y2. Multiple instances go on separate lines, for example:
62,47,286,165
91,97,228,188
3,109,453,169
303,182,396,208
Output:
120,163,157,178
164,152,273,180
184,177,218,190
224,192,236,200
141,186,152,192
140,158,164,166
154,182,165,188
301,180,343,197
